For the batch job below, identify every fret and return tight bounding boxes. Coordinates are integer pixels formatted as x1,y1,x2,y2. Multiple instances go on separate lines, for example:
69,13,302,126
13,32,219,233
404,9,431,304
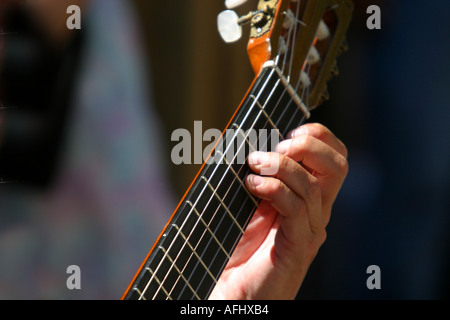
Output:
262,61,311,119
123,60,305,301
158,246,201,300
143,266,172,300
169,225,217,297
231,123,257,153
171,224,218,285
200,175,245,234
132,287,146,300
270,88,307,138
202,165,257,236
214,150,259,207
249,94,285,141
186,200,232,259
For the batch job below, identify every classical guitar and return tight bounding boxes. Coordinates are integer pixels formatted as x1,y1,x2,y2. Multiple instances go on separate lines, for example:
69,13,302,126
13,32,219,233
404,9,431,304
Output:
122,0,353,300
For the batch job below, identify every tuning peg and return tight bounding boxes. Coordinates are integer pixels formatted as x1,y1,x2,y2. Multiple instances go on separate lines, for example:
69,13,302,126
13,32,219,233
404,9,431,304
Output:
300,71,311,88
225,0,248,9
217,10,243,43
306,46,320,65
316,20,330,41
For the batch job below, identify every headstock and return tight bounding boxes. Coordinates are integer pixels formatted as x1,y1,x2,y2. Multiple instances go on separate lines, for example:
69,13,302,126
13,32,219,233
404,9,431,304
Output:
218,0,353,114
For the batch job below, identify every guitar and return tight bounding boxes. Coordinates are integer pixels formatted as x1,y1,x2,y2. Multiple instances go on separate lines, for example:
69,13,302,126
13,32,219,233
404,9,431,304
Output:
122,0,353,300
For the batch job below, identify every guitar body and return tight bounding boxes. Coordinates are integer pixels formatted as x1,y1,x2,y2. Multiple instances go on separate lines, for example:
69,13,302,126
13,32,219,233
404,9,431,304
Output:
123,0,353,300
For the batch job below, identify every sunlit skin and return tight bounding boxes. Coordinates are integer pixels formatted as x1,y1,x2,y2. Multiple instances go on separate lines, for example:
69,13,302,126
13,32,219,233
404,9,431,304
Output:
210,123,348,299
0,1,349,299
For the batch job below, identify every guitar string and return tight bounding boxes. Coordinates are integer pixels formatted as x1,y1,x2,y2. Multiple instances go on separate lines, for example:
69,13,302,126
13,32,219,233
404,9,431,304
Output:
179,1,311,299
156,63,309,300
172,28,313,303
150,70,282,300
286,0,303,80
174,76,288,299
142,67,279,300
167,28,301,297
148,5,308,296
192,1,311,299
195,34,314,301
141,2,311,300
168,11,309,295
144,3,309,300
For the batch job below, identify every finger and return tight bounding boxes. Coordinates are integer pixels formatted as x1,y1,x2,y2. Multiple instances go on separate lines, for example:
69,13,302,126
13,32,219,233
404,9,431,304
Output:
245,174,315,241
276,134,348,181
247,152,323,234
276,135,348,223
287,123,348,158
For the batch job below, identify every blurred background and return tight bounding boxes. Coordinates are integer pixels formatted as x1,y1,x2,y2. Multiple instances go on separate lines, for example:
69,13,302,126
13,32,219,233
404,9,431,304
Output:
0,0,449,299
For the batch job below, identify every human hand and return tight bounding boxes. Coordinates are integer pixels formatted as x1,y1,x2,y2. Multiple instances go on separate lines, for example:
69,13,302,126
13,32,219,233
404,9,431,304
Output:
209,123,348,299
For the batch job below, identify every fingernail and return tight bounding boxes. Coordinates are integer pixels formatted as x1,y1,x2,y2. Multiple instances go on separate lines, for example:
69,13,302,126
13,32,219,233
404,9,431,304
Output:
247,151,269,166
275,139,291,154
248,174,264,188
293,126,309,137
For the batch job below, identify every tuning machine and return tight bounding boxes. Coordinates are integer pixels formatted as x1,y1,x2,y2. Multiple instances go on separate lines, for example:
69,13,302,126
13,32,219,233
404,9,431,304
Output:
225,0,248,9
217,5,274,43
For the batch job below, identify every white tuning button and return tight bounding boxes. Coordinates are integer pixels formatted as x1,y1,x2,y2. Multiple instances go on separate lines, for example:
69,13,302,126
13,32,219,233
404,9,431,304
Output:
225,0,248,9
307,46,320,64
283,9,295,29
300,71,311,88
316,20,330,40
278,36,287,56
217,10,243,43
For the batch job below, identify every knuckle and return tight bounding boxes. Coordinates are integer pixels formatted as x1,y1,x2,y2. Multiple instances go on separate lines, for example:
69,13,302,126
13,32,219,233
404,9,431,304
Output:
267,178,284,197
276,154,289,173
310,123,327,137
341,144,349,159
308,177,322,201
318,229,327,245
293,134,311,150
338,154,349,176
295,198,307,217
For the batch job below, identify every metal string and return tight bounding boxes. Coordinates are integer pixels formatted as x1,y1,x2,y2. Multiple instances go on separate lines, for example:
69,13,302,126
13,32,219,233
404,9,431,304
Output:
141,1,316,300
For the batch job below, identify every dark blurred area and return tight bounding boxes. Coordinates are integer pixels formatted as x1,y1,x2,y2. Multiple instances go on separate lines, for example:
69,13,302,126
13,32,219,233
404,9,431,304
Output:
0,0,449,299
0,3,82,186
297,0,450,299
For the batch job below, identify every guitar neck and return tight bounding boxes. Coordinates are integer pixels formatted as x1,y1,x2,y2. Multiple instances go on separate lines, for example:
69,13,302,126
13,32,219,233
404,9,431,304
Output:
123,63,309,300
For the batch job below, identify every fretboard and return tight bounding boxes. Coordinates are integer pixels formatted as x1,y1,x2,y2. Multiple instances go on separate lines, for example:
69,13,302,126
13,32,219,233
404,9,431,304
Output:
123,63,309,300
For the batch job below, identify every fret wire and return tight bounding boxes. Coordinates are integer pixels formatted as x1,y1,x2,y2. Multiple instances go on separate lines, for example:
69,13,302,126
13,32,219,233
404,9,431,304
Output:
172,224,219,285
159,246,201,300
231,123,257,152
214,150,259,207
197,55,315,293
184,14,313,294
137,59,308,299
191,78,297,297
186,73,293,297
170,74,284,299
144,75,298,300
143,267,173,300
163,162,258,299
186,200,232,259
131,8,313,296
200,176,245,234
133,287,146,300
146,68,279,300
249,94,285,141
